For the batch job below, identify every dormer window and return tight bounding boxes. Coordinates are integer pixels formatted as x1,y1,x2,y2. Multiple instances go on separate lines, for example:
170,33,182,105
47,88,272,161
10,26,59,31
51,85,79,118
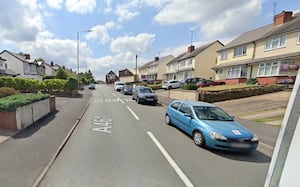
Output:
233,45,247,57
265,35,286,50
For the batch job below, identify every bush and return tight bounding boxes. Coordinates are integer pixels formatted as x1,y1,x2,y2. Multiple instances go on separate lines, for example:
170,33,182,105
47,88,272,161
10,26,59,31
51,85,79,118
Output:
0,87,19,98
66,77,78,91
0,77,40,93
43,79,67,91
182,84,198,90
0,93,50,112
246,78,258,85
148,84,162,90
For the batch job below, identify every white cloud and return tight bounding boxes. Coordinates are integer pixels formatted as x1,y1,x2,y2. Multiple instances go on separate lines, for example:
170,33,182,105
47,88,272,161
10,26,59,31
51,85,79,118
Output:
115,4,139,22
86,22,116,44
46,0,64,9
65,0,96,14
0,0,43,43
110,33,155,55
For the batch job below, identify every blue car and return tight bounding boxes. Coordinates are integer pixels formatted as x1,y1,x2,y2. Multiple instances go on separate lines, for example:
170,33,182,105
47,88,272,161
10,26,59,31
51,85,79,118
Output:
165,100,259,152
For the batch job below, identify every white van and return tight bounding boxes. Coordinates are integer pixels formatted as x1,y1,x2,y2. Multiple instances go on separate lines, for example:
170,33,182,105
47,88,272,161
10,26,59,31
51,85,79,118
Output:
114,81,125,91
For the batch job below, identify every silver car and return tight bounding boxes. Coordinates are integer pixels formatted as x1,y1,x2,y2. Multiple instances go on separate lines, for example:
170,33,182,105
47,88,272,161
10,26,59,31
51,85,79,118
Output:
132,86,158,105
162,80,183,90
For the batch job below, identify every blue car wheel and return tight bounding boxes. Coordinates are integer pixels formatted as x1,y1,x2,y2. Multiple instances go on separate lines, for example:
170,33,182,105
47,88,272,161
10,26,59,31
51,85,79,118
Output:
165,114,172,125
193,131,205,147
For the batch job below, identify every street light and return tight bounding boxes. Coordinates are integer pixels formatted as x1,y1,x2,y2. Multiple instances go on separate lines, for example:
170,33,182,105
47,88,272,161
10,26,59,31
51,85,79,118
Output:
77,29,92,90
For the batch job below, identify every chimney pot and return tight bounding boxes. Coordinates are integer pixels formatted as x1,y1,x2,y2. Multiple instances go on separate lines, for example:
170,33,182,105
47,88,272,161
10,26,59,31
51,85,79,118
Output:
154,57,159,61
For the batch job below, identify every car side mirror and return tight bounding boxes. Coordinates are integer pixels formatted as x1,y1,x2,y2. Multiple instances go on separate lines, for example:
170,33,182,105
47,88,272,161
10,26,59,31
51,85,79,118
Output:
184,113,193,119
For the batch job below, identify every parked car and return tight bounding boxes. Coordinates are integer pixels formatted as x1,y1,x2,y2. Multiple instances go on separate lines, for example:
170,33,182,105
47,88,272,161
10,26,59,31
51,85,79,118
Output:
114,81,125,91
132,86,158,105
88,83,95,89
162,80,184,90
120,85,133,95
196,79,226,87
165,100,259,152
184,77,206,85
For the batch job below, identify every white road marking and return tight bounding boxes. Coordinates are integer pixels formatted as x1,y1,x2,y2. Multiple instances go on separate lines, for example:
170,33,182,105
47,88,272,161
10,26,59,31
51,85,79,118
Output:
118,98,125,104
127,106,140,120
147,132,194,187
112,93,117,97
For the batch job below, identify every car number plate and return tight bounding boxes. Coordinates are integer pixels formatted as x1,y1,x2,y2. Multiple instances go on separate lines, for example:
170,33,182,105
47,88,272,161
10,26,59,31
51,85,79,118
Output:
146,98,153,101
231,143,251,148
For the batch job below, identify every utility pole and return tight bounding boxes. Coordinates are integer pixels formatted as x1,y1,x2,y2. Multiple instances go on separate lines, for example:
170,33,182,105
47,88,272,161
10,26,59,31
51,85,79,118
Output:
135,54,138,83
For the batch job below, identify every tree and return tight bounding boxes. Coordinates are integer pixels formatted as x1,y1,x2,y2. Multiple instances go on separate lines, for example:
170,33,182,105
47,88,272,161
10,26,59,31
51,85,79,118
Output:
55,67,68,79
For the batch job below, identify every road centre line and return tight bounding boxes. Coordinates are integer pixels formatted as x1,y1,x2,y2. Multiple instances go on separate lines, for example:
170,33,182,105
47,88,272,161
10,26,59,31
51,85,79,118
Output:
147,132,194,187
127,106,140,120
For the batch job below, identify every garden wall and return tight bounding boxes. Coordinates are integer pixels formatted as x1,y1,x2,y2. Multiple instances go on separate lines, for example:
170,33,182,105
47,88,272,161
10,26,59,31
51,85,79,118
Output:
0,97,56,130
168,85,284,103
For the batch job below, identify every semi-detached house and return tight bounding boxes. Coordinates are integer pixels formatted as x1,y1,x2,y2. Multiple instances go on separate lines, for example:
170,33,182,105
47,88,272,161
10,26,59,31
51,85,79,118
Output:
0,50,45,81
214,11,300,85
165,40,224,81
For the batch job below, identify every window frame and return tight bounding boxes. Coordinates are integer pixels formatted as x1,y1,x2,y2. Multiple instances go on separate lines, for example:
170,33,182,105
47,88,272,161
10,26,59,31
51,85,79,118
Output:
226,66,247,79
297,32,300,44
257,61,288,77
233,45,247,57
221,51,228,60
265,35,286,51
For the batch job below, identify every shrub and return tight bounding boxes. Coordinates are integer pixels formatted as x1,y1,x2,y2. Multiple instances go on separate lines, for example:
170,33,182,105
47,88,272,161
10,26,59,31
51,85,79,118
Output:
66,77,78,91
0,77,40,92
182,84,198,90
0,93,50,112
43,79,67,91
246,78,258,85
0,87,19,98
148,84,162,90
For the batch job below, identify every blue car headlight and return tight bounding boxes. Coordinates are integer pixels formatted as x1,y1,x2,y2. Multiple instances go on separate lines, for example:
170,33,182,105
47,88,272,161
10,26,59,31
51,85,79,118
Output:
251,134,259,142
210,132,227,141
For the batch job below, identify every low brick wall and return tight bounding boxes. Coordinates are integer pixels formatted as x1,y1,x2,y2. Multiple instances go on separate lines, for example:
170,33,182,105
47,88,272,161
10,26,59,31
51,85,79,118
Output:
169,90,199,101
198,85,284,103
168,85,284,103
0,97,55,130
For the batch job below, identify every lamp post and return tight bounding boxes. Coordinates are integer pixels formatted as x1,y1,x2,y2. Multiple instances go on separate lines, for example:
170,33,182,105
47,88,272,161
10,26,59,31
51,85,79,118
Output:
77,29,92,90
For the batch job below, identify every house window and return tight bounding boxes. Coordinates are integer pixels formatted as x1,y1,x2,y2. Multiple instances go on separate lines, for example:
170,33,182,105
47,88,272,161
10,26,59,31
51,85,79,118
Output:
188,59,193,66
257,61,287,76
265,35,286,50
179,61,185,68
227,66,247,78
221,51,228,60
233,45,247,57
297,32,300,44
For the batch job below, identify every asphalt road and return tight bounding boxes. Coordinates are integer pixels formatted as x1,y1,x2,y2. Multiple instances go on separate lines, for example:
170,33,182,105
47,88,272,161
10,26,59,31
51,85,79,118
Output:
39,85,273,187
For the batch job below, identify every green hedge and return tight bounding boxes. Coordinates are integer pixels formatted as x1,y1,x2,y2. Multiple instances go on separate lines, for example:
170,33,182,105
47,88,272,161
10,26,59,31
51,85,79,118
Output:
182,84,198,90
0,77,40,92
0,93,50,112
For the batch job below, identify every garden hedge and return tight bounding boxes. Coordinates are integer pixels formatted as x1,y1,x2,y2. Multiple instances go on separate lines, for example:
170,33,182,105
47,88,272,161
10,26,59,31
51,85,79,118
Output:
0,93,50,112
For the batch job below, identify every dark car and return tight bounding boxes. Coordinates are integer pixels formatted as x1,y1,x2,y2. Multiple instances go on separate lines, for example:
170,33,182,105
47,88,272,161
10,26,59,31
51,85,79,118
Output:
184,77,206,85
121,85,133,95
132,86,158,105
196,79,226,87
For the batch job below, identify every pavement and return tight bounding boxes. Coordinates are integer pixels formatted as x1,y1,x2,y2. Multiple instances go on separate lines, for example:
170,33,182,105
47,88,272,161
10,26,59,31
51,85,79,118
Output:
0,89,291,145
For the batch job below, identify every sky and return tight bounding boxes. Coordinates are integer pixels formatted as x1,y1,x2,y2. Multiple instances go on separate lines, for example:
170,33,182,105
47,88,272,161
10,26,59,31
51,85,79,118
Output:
0,0,299,81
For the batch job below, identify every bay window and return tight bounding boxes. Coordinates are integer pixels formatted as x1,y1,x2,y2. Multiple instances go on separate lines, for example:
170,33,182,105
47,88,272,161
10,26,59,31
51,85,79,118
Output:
227,66,247,78
257,61,287,76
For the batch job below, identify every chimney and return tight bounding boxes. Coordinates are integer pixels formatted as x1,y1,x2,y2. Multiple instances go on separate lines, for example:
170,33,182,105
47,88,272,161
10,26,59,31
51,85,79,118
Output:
154,56,159,61
274,11,293,26
188,45,195,53
50,61,54,66
24,54,30,59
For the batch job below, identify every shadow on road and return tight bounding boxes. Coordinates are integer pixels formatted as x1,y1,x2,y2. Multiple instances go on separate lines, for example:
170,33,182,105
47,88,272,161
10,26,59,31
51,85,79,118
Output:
12,110,58,139
210,149,271,163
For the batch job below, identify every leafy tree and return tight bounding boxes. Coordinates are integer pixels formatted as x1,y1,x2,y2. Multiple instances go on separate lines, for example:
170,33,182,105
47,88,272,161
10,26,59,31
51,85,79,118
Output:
55,67,68,79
